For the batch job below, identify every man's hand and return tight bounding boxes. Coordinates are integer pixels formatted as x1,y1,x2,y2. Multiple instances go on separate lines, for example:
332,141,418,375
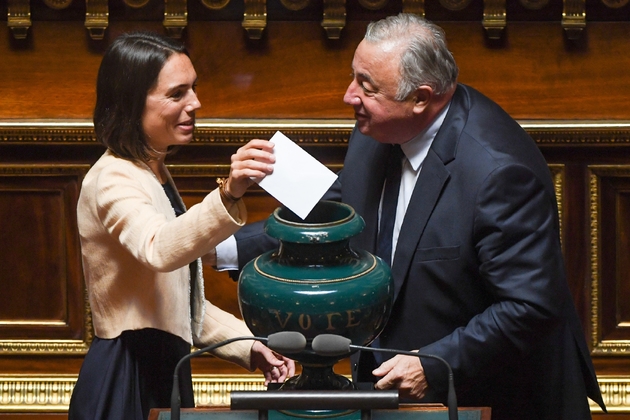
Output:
372,353,428,400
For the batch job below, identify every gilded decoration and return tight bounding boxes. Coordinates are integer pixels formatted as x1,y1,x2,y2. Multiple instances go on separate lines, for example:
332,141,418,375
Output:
163,0,188,38
1,0,626,40
588,165,630,355
562,0,586,40
0,164,93,355
242,0,267,40
482,0,506,39
5,120,630,146
322,0,346,40
0,374,628,412
84,0,109,40
7,0,31,39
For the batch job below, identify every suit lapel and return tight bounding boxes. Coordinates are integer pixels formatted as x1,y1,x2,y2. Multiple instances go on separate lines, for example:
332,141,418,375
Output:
390,85,469,302
391,150,450,301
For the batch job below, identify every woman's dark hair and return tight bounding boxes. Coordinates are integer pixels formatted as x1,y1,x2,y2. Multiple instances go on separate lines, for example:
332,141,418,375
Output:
93,32,189,161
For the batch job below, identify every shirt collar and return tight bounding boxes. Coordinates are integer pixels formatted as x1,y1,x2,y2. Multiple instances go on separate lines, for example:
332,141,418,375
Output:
400,101,451,172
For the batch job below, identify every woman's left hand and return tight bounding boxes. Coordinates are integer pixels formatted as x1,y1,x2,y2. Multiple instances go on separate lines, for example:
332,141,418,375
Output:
250,340,296,385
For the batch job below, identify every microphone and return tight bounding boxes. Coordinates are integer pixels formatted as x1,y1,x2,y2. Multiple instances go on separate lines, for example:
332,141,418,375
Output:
311,334,458,420
171,331,307,420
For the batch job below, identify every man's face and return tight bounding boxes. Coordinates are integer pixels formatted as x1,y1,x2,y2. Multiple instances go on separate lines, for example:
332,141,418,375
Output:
343,40,418,144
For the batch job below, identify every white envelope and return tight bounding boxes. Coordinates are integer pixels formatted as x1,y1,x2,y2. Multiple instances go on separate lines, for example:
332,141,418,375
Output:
256,131,338,220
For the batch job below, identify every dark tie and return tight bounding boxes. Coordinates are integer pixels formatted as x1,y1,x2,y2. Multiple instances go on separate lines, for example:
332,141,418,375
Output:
372,145,403,365
376,144,404,267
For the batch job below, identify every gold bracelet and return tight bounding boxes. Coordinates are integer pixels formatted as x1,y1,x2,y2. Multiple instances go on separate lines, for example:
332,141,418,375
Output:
216,178,240,202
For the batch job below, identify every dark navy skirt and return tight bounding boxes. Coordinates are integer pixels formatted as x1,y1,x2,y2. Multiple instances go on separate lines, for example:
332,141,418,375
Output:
68,328,195,420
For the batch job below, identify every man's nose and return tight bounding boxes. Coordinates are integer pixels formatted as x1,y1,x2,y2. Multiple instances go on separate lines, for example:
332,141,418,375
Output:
343,81,360,106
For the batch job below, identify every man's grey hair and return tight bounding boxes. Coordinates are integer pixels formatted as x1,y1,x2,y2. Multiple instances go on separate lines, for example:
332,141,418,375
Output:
364,13,459,100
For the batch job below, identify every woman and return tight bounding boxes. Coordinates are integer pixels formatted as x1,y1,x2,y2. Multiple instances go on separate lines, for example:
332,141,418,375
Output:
68,32,294,420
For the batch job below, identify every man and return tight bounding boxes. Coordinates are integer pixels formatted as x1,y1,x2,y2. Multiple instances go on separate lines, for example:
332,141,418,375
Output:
220,13,606,419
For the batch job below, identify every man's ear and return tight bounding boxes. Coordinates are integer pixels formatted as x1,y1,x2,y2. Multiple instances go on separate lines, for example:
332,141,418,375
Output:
412,85,433,114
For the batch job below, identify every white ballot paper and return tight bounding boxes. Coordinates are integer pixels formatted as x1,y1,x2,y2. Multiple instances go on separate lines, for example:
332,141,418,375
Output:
256,131,338,220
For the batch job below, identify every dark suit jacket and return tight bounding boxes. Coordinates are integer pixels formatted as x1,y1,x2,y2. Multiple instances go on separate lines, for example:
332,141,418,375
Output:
233,84,605,419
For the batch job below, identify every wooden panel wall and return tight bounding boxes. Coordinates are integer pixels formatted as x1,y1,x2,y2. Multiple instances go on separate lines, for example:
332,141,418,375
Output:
2,0,630,417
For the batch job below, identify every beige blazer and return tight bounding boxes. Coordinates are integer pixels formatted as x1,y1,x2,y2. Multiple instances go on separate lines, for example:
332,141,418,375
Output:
77,149,253,370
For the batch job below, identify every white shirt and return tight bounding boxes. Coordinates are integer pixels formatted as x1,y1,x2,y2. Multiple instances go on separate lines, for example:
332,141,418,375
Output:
384,103,450,265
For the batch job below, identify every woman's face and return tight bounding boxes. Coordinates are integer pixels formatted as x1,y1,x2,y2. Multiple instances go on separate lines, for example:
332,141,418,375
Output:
142,53,201,154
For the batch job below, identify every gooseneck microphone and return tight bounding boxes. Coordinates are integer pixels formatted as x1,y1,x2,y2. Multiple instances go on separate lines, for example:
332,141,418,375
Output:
170,331,307,420
311,334,458,420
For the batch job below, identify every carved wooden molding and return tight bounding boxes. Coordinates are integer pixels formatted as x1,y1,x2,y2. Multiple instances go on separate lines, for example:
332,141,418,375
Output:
3,120,630,146
321,0,346,40
588,165,630,355
549,165,564,245
242,0,267,40
0,374,626,412
85,0,109,40
0,164,93,355
482,0,506,40
7,0,31,40
562,0,586,40
164,0,188,38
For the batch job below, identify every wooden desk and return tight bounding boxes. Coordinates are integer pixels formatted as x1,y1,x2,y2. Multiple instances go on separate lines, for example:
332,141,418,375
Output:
149,404,491,420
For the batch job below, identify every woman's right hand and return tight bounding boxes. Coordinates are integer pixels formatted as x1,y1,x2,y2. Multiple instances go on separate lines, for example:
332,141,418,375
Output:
224,139,275,200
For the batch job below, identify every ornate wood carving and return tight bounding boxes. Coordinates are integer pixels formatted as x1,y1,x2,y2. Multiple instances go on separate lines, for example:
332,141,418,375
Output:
242,0,267,40
163,0,188,38
321,0,346,40
482,0,506,40
7,0,31,40
562,0,586,40
0,164,92,354
588,166,630,355
84,0,109,40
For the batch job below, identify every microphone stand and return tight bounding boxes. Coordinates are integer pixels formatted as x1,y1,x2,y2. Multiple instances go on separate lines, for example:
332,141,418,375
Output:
171,332,306,420
171,336,257,420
